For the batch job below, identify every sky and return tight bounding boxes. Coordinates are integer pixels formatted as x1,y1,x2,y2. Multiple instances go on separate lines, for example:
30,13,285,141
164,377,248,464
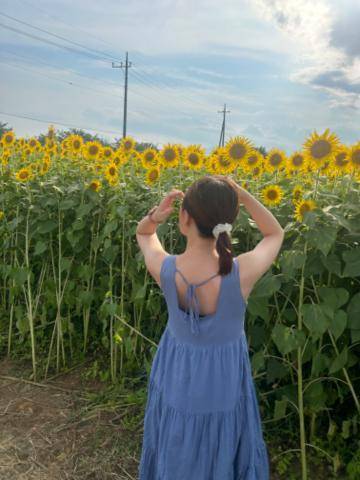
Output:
0,0,359,153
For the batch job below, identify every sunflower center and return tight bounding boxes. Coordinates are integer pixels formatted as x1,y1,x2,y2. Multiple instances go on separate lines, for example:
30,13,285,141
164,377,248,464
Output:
270,154,282,166
20,171,29,179
5,134,13,143
229,144,246,160
335,153,347,166
292,155,303,166
73,140,81,149
109,167,116,176
124,141,132,150
164,149,176,162
104,149,112,157
311,140,331,159
248,155,258,165
267,189,278,200
188,153,199,164
145,152,155,162
89,145,99,155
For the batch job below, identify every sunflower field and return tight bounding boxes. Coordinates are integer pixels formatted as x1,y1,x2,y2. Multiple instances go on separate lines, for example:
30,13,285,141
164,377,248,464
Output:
0,125,359,478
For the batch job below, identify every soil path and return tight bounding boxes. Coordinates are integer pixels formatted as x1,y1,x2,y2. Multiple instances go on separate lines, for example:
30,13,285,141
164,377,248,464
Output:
0,358,141,480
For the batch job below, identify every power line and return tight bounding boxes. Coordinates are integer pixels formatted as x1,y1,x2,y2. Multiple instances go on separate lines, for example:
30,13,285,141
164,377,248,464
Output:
0,59,124,100
0,22,111,63
1,50,123,93
0,11,120,64
129,70,193,118
0,111,122,136
1,12,218,120
1,10,223,120
130,53,217,112
131,66,215,114
12,0,123,56
0,50,192,121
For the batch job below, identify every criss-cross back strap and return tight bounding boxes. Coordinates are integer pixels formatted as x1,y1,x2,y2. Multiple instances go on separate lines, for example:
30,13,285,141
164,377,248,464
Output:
174,263,220,336
175,268,219,288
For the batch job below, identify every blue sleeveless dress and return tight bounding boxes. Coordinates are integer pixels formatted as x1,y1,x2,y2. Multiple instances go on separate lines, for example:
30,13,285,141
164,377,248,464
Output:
138,254,270,479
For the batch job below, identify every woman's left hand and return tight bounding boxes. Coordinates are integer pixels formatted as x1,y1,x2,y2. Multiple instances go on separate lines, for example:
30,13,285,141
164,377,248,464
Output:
151,189,185,223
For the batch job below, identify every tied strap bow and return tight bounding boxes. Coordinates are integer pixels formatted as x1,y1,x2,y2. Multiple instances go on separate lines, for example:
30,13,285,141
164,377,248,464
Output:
184,283,201,336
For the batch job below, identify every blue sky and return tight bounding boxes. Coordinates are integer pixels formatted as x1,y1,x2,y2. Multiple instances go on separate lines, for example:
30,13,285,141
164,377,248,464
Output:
0,0,359,153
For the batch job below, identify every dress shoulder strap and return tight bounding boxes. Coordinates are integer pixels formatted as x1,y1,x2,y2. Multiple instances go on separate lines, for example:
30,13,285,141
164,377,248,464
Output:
160,255,173,295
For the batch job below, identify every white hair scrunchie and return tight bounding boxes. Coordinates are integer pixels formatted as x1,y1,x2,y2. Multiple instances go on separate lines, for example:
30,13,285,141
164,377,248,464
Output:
212,223,232,240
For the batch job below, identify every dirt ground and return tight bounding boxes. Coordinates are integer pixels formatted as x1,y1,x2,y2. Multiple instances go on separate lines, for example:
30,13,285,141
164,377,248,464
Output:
0,358,142,480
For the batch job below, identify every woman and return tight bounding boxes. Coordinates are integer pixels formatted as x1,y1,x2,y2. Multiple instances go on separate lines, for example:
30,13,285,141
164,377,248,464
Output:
136,174,284,479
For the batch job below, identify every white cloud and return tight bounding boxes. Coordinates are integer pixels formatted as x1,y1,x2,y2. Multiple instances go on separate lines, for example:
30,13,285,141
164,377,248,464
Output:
250,0,360,108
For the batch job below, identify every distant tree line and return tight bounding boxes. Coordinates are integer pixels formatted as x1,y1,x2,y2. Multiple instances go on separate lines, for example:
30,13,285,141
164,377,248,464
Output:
0,120,267,156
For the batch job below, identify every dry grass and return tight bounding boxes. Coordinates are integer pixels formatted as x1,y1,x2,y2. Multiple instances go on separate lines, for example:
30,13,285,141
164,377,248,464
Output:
0,358,143,480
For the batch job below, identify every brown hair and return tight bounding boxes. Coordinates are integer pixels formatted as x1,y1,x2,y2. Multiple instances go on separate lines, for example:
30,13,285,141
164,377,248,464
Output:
181,175,240,275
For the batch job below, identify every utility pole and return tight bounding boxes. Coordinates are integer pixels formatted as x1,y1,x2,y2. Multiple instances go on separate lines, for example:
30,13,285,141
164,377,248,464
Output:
218,104,230,147
112,52,132,138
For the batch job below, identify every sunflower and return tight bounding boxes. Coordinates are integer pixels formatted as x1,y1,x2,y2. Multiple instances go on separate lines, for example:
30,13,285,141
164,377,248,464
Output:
294,199,316,222
15,167,32,182
208,147,237,174
2,131,15,146
68,135,83,154
27,137,40,152
159,144,179,168
88,179,102,192
286,151,307,174
104,163,118,180
265,148,287,173
242,149,264,173
261,184,284,206
347,142,360,174
303,128,341,170
45,138,57,156
291,184,303,202
120,136,136,152
331,146,349,175
83,141,102,160
112,151,124,166
102,146,114,161
225,136,254,164
141,148,158,168
251,164,264,179
145,167,160,185
183,145,206,170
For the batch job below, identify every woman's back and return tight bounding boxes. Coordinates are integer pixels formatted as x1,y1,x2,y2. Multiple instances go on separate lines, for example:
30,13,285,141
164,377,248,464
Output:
136,177,284,479
138,254,270,479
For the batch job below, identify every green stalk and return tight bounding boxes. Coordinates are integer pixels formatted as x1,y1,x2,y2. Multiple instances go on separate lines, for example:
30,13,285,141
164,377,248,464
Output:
24,203,37,381
297,240,308,480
